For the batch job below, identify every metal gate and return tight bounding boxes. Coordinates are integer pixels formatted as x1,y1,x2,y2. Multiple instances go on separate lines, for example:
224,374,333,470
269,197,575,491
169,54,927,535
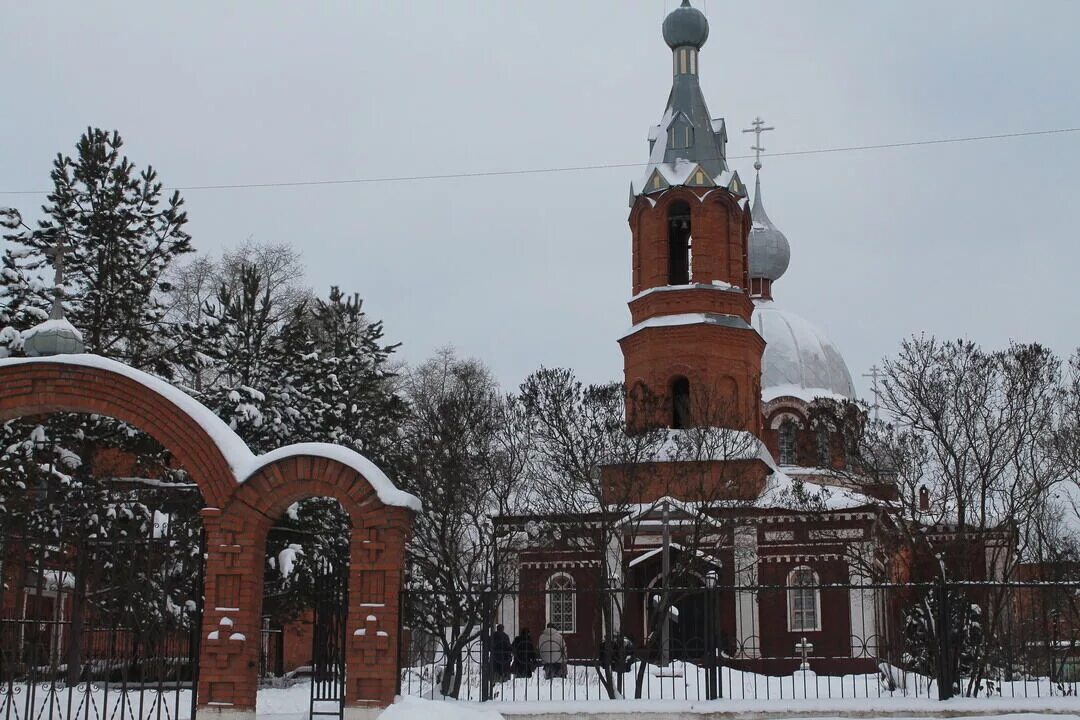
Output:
309,556,348,720
0,495,204,720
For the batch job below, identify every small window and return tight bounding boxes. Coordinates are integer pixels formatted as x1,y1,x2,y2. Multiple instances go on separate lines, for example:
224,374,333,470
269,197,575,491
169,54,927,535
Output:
670,125,693,149
788,567,820,632
816,426,831,467
779,420,797,465
671,376,691,429
547,573,575,633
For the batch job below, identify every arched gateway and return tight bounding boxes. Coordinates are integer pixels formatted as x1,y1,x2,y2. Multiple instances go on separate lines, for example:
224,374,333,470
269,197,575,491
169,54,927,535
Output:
0,355,418,719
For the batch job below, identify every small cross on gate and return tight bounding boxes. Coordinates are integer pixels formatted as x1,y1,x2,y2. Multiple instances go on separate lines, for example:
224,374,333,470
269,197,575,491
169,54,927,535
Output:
352,616,390,664
357,528,386,562
741,116,775,171
795,636,814,671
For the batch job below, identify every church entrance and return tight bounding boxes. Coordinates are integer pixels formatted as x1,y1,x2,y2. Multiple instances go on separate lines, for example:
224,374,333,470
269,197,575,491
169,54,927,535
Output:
643,574,708,663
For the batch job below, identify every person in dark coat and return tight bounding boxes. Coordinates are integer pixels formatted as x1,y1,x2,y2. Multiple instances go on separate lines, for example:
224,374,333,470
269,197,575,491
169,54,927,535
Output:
511,628,537,678
491,624,513,681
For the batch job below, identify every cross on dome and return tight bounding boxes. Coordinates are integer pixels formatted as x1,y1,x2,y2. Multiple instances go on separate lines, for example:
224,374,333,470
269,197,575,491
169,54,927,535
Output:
44,234,69,321
746,119,790,290
22,232,84,357
742,116,775,172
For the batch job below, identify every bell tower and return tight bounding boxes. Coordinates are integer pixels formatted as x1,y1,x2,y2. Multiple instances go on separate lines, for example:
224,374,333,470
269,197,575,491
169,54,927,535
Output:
620,0,764,435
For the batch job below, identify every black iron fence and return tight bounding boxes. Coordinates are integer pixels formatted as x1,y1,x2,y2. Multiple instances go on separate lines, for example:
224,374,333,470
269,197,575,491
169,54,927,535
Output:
0,530,204,720
259,626,285,679
399,579,1080,703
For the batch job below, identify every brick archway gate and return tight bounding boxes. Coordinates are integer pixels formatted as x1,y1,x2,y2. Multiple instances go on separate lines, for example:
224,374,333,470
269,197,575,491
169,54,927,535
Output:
0,356,418,720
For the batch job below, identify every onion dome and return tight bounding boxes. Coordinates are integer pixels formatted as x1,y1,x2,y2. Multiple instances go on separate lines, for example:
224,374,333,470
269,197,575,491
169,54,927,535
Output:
23,318,84,357
748,174,790,283
663,0,710,50
752,300,856,403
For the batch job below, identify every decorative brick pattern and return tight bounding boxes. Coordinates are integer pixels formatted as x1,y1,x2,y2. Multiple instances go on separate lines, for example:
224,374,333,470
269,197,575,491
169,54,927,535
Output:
0,361,415,713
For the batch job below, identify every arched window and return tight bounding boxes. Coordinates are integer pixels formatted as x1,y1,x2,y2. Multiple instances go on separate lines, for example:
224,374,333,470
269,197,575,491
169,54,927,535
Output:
546,573,575,633
671,376,691,429
816,426,831,467
668,202,691,285
778,420,797,465
787,566,820,632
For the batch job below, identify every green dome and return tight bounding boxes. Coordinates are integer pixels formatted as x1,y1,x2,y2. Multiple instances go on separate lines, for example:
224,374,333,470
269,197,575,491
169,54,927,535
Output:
663,0,709,50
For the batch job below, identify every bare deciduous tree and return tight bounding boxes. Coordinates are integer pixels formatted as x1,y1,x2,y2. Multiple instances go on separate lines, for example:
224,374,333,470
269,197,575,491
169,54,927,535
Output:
400,348,528,698
820,336,1074,696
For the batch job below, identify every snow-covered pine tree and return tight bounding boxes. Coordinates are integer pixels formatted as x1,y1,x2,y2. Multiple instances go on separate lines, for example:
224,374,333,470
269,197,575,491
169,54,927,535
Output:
260,287,408,623
0,130,198,618
198,263,287,452
302,286,407,470
1,128,192,372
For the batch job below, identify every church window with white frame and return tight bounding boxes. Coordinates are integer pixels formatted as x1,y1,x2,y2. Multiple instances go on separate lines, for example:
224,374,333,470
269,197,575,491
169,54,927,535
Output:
778,419,797,465
787,566,820,632
546,572,576,633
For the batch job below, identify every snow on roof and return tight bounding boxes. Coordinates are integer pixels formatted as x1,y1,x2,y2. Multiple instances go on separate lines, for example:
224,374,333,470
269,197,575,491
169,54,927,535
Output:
23,318,83,342
0,355,421,511
620,312,751,341
761,383,851,405
753,443,873,512
628,542,721,569
630,282,742,302
653,427,765,463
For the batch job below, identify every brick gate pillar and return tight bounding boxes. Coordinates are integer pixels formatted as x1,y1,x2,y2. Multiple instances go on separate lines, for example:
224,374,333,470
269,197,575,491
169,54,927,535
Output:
197,507,264,719
344,506,412,717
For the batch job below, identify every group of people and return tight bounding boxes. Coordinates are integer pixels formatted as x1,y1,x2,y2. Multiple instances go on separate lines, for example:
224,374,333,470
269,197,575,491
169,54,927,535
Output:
490,623,567,681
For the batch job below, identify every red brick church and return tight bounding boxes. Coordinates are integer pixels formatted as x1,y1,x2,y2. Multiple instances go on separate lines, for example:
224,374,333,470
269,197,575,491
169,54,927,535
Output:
494,0,1002,676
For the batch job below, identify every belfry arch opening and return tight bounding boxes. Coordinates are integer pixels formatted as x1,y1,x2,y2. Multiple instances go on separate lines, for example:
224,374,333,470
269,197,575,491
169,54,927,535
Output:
668,201,692,285
671,375,691,429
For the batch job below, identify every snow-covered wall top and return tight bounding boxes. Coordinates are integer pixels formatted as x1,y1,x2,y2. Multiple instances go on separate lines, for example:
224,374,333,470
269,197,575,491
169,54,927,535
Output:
246,443,421,511
0,354,421,512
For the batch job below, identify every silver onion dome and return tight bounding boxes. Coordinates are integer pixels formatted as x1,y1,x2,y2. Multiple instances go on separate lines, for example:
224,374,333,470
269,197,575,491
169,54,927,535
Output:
23,319,84,357
663,0,709,50
748,174,791,282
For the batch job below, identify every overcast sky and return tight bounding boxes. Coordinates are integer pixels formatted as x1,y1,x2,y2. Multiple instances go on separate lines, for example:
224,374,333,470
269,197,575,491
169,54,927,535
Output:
3,1,1079,397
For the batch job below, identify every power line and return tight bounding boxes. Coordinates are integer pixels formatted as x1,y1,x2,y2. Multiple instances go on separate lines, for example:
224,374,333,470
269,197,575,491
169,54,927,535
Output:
1,125,1077,196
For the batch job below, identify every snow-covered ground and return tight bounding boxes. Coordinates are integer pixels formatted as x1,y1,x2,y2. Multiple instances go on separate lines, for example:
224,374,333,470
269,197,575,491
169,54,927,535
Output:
4,678,1078,720
400,659,1078,703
